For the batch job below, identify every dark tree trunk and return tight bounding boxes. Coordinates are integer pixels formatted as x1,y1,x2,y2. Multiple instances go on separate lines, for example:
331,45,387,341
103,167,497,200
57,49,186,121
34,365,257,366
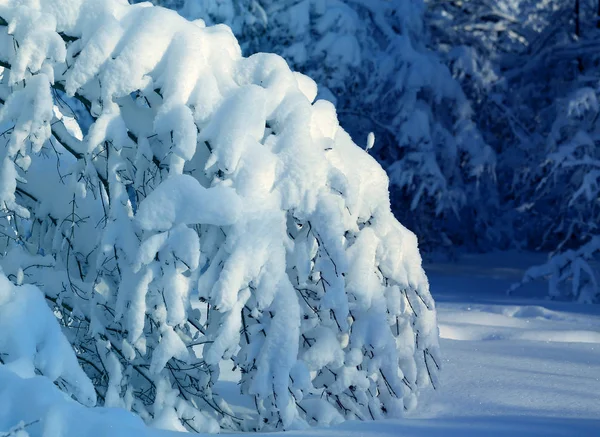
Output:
575,0,581,36
576,0,584,71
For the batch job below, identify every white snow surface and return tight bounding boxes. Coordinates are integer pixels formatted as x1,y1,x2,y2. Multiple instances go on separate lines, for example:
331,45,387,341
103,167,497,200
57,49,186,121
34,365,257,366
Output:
135,174,242,231
2,252,599,436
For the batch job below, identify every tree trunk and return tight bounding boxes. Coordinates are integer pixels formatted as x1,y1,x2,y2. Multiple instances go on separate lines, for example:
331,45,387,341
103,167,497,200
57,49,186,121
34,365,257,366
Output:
575,0,580,36
576,0,584,71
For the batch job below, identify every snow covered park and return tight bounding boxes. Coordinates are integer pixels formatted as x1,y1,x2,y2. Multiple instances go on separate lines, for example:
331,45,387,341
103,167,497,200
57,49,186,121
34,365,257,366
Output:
1,0,600,436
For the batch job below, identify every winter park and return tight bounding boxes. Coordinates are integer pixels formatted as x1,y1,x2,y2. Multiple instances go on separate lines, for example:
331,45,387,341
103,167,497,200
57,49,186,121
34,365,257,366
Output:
1,0,600,435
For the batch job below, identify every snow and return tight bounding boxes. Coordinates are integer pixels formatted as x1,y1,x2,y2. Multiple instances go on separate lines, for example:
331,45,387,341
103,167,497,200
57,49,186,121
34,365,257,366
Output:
0,366,182,437
3,252,599,436
0,0,598,435
0,270,96,407
135,174,243,231
420,252,600,430
213,251,599,435
149,326,189,375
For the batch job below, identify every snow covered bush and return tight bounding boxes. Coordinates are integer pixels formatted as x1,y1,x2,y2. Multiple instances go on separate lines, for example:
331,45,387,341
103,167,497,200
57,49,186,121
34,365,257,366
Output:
0,0,440,432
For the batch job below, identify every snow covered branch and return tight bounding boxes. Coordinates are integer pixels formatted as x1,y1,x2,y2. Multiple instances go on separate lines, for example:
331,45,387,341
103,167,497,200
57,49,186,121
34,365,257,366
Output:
0,0,439,432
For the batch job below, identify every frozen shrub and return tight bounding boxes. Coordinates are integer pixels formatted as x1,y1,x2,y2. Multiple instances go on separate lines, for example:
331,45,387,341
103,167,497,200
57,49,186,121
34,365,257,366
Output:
0,0,440,432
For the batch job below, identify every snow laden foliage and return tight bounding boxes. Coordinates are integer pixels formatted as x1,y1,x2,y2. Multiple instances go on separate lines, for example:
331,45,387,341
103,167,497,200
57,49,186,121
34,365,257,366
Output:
427,0,600,300
167,0,497,251
0,0,440,432
503,1,600,302
509,87,600,303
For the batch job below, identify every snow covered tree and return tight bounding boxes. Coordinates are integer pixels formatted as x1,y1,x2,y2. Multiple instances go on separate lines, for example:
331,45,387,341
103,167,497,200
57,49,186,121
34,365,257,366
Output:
0,0,440,432
509,87,600,303
493,1,600,301
428,0,600,300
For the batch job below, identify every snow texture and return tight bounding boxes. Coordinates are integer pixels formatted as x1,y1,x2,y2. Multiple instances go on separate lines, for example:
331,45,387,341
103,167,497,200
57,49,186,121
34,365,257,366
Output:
0,269,95,407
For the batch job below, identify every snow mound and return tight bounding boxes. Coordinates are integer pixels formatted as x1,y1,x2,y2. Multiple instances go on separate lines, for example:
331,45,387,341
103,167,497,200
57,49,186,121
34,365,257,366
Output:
438,303,600,344
0,270,95,406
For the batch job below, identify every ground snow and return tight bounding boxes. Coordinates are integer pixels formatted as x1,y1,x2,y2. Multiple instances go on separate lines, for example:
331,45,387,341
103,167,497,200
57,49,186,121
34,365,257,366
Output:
417,252,600,436
2,252,599,436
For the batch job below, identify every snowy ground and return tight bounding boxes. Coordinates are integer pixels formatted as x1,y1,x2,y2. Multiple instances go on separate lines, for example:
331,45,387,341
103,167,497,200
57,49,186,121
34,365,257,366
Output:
413,252,600,436
2,252,599,436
